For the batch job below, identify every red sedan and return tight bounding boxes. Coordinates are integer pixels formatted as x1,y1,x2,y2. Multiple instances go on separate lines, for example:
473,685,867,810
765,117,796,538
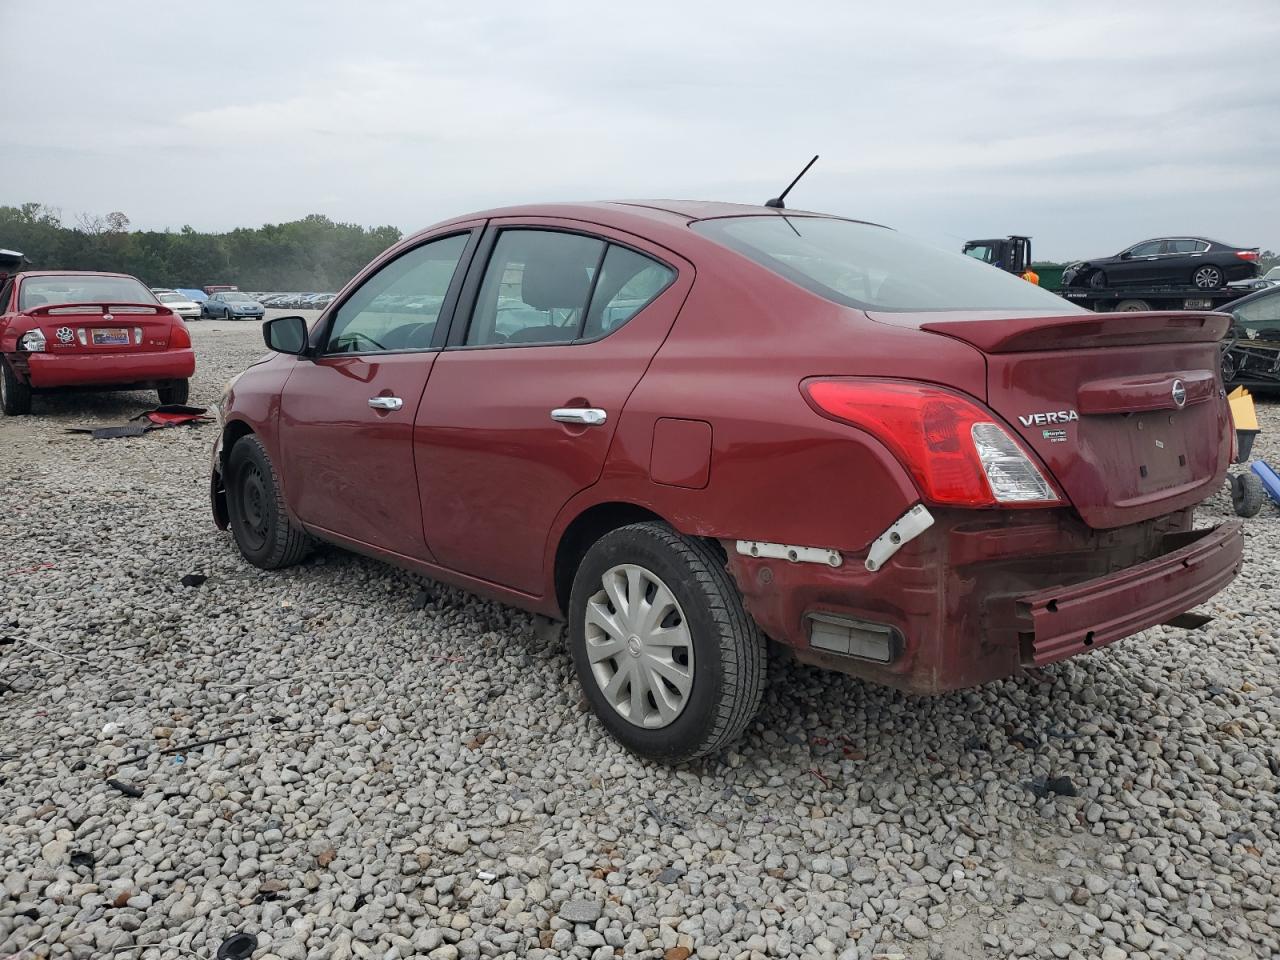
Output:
211,202,1242,761
0,271,195,415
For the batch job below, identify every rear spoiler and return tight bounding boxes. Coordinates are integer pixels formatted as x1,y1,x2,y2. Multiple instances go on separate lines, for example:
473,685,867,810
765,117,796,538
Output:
920,311,1231,353
29,301,176,318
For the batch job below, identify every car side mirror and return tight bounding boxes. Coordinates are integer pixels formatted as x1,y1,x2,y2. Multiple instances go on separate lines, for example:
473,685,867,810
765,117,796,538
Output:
264,315,309,355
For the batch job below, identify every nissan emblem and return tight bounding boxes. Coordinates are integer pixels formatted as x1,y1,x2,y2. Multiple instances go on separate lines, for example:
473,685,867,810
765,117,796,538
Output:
1171,379,1186,408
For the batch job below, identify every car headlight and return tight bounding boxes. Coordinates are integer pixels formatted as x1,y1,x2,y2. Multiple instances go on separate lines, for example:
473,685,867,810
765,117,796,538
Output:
19,329,47,351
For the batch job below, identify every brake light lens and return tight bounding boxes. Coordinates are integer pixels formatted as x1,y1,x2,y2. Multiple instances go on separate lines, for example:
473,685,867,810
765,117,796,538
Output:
1237,250,1259,261
169,321,192,349
803,379,1061,507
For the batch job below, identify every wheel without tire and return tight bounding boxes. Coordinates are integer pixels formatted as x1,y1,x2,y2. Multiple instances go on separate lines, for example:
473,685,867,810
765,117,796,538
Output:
1088,269,1108,289
157,379,190,405
0,357,32,415
1231,472,1265,518
1193,264,1224,289
226,435,313,568
568,521,765,762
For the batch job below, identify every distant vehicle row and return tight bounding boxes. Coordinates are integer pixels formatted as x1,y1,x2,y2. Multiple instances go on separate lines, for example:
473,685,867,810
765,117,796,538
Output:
147,288,337,319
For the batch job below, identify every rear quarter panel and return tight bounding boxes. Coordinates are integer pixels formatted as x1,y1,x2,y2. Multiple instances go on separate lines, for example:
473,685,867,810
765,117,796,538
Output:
543,251,990,589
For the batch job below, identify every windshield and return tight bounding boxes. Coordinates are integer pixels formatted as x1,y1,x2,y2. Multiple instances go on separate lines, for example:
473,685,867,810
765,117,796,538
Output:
19,275,156,310
692,216,1079,312
223,292,253,302
158,292,187,303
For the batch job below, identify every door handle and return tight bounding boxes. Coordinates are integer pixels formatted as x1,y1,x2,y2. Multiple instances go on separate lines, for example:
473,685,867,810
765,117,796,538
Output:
550,407,607,426
368,396,403,411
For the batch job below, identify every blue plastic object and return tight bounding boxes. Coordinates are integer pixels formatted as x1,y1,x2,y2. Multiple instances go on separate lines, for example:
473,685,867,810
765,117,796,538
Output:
1251,460,1280,506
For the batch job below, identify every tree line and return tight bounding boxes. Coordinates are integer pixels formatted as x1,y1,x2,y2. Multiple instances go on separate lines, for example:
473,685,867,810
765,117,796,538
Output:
0,203,403,292
4,201,1275,293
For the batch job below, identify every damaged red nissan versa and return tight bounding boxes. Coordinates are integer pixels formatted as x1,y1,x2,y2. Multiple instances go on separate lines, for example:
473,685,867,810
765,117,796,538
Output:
211,201,1243,761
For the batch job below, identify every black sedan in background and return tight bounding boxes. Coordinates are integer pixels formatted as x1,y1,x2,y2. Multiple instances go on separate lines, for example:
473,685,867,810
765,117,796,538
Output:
1221,284,1280,392
1063,237,1259,290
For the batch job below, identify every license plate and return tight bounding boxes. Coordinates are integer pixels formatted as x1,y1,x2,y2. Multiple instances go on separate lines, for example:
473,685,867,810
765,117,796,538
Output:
91,328,130,345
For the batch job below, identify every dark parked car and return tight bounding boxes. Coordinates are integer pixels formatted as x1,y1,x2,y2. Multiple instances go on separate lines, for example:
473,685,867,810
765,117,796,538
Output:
211,201,1241,761
1221,284,1280,391
203,291,266,320
1063,237,1259,290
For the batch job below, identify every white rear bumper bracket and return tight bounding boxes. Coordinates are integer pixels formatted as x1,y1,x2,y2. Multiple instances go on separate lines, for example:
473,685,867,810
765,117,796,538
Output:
865,503,935,572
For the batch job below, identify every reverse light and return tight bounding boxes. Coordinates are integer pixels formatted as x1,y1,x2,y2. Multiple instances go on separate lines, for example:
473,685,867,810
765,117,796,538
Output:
19,329,46,351
803,379,1062,507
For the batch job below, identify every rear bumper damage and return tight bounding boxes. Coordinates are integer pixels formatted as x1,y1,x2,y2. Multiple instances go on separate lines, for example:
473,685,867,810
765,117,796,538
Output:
1012,522,1242,667
725,508,1244,695
20,348,195,389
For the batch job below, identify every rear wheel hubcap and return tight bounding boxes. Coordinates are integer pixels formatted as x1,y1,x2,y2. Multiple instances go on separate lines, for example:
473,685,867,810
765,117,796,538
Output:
584,563,694,729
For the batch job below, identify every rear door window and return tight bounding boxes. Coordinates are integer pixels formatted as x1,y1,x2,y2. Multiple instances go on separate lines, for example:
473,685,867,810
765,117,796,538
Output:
582,245,675,339
466,230,605,346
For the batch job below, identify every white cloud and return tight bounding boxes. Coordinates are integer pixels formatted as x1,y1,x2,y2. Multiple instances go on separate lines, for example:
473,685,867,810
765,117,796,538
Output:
1,0,1277,259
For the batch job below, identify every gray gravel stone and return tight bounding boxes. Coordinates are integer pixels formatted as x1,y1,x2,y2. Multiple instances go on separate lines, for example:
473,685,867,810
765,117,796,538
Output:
0,319,1277,960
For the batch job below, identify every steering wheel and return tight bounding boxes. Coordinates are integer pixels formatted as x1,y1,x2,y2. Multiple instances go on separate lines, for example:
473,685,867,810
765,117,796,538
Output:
335,331,386,352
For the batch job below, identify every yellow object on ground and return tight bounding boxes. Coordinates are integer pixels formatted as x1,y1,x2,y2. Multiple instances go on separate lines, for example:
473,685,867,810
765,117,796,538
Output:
1228,387,1259,431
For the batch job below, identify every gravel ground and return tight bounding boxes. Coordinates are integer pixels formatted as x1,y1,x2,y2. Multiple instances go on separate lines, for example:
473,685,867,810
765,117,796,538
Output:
2,316,1278,960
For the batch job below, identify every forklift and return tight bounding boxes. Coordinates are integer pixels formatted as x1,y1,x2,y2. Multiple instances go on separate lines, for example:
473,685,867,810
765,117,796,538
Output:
962,235,1034,277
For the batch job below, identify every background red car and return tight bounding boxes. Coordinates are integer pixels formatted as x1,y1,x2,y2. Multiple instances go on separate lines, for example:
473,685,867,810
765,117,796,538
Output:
211,201,1241,762
0,271,195,415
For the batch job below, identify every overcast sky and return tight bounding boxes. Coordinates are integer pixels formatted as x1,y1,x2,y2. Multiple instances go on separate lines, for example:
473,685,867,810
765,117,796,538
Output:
2,1,1277,260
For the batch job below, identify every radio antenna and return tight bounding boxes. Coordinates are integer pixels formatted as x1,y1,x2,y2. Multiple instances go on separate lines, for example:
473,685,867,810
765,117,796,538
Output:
765,155,819,209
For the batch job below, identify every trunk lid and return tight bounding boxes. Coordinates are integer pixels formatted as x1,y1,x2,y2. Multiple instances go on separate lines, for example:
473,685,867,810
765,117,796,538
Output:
878,310,1233,529
29,302,179,353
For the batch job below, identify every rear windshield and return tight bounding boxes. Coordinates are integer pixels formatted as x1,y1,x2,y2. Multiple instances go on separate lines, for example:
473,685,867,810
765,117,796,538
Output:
19,275,155,310
692,216,1077,312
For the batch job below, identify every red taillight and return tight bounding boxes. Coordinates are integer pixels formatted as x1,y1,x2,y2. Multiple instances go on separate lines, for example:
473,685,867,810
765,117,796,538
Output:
1236,250,1259,261
169,321,192,349
802,379,1061,507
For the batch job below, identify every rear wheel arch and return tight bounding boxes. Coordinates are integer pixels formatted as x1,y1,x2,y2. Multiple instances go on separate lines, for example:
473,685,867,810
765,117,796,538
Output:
553,501,691,616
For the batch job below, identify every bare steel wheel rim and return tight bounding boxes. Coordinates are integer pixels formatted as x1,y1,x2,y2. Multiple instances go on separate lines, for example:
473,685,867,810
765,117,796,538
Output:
1194,266,1221,289
584,563,694,729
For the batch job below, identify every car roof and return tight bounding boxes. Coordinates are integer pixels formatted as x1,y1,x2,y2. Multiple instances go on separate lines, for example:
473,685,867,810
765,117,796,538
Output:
414,200,884,253
1229,284,1280,309
17,270,141,280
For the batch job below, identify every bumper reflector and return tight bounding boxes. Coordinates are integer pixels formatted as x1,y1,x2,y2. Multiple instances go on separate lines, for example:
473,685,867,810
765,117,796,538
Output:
807,614,899,663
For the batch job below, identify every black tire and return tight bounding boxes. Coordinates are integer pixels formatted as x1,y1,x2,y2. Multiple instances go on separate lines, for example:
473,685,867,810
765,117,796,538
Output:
1114,299,1151,312
157,379,190,405
226,435,312,569
1193,264,1224,290
1221,349,1238,386
567,522,765,762
1088,269,1108,289
0,357,32,415
1232,472,1265,518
